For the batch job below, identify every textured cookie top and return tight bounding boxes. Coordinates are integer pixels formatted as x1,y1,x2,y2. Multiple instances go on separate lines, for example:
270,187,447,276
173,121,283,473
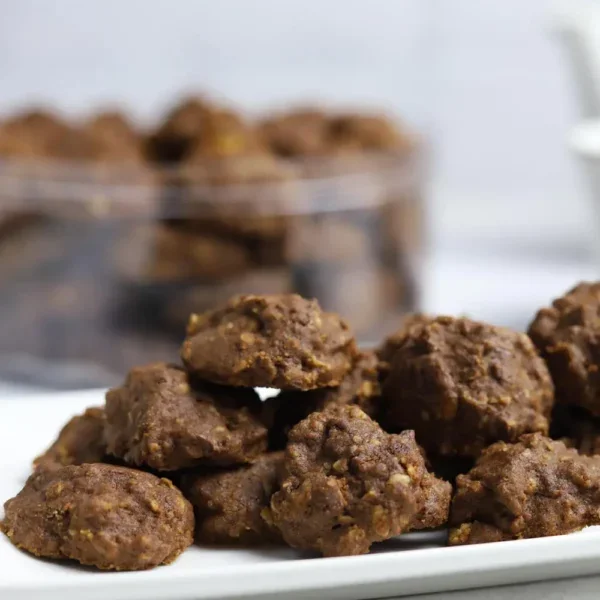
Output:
33,406,106,473
528,282,600,415
382,316,554,457
105,363,267,470
181,452,284,545
268,406,449,556
449,433,600,545
1,464,194,571
181,294,357,390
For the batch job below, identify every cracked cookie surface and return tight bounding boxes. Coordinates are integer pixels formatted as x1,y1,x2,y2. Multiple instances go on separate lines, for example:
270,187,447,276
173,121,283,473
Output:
449,433,600,545
267,406,449,556
381,316,554,458
181,294,357,390
1,463,194,570
105,363,267,470
529,282,600,417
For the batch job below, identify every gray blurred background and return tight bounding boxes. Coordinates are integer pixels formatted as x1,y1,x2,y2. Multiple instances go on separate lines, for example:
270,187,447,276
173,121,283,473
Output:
0,0,585,251
0,0,591,322
0,0,596,374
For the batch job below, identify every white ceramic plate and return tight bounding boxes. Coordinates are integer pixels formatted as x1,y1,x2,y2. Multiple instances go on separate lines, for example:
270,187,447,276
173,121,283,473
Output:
2,390,600,600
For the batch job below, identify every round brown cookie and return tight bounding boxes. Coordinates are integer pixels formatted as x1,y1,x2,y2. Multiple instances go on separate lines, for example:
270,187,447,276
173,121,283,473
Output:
146,96,214,163
81,111,144,164
0,128,43,158
263,350,382,449
181,294,357,390
258,109,329,158
449,433,600,545
85,111,139,144
33,407,107,473
0,109,67,158
328,113,410,152
381,316,554,458
186,109,263,161
1,110,65,137
105,363,267,470
1,463,194,570
528,282,600,417
265,406,449,557
180,452,284,545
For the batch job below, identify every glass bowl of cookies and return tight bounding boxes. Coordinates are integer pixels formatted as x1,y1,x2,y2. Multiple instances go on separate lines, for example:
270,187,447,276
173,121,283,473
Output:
0,95,425,387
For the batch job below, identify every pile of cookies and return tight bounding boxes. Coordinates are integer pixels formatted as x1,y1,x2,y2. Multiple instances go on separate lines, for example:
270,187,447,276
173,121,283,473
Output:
0,96,420,376
6,283,600,571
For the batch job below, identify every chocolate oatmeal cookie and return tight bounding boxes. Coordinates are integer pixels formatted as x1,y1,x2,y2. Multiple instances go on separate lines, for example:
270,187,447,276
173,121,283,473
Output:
105,363,267,470
186,109,262,161
33,407,106,472
1,464,194,570
146,96,214,163
85,111,139,145
381,316,554,458
259,109,328,158
528,282,600,417
328,113,409,152
266,406,450,556
449,433,600,545
263,350,382,448
0,109,66,158
82,111,144,164
181,294,357,390
181,452,284,545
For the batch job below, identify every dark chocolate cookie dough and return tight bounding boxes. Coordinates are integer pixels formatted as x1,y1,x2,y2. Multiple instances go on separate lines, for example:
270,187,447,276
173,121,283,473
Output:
1,464,194,570
33,407,106,473
449,434,600,545
181,294,357,390
105,363,267,470
381,316,554,458
528,282,600,417
181,452,284,545
266,406,449,556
